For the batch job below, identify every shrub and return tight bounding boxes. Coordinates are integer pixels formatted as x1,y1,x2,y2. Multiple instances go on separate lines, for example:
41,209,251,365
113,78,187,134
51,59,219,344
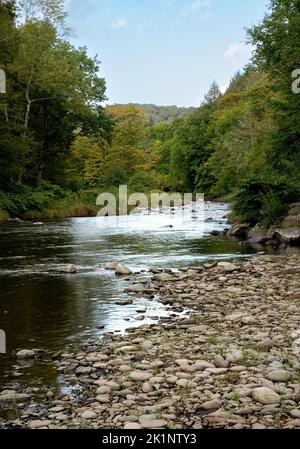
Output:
233,171,300,227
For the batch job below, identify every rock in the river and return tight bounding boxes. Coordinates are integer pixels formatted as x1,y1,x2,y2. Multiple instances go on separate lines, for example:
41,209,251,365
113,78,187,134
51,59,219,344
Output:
281,215,300,228
126,283,144,293
105,262,120,270
115,300,133,306
16,349,36,359
115,263,132,276
227,224,248,237
252,387,281,405
274,228,300,245
267,370,292,382
65,264,77,274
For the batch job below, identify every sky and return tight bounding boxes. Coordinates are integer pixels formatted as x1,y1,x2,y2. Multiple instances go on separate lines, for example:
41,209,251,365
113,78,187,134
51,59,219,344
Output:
65,0,269,107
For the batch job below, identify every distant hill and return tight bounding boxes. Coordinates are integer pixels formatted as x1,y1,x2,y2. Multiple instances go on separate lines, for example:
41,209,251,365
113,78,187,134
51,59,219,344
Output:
117,104,196,124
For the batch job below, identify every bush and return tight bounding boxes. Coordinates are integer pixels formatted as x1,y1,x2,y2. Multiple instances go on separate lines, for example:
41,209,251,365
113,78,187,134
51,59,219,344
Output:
233,171,300,227
129,172,158,192
0,183,70,217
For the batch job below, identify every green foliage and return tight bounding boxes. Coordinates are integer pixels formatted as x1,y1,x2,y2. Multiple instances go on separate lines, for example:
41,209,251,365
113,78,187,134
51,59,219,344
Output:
123,104,196,124
129,172,158,192
233,172,299,227
0,0,299,226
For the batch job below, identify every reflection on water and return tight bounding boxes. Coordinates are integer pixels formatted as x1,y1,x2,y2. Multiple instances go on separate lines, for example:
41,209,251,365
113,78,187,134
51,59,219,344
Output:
0,202,258,387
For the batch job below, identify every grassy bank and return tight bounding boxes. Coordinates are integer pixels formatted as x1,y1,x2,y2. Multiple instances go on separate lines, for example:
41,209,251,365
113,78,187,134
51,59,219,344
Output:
0,185,100,221
0,184,208,221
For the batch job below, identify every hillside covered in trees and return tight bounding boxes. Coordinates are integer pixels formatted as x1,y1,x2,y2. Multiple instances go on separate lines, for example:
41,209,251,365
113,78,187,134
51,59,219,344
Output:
118,104,196,124
0,0,299,226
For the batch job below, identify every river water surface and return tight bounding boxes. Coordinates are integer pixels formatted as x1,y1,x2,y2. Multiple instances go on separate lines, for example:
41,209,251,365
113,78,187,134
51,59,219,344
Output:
0,202,259,390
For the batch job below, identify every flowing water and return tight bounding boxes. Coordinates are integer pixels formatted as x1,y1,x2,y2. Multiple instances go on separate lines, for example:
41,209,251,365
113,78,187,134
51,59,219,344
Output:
0,202,259,390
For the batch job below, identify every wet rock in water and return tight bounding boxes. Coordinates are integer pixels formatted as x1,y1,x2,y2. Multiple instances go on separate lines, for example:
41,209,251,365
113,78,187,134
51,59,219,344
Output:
252,387,281,405
115,263,133,276
16,349,36,359
226,224,248,237
210,230,222,237
267,370,292,382
115,300,133,306
105,261,120,270
65,264,77,274
126,283,144,293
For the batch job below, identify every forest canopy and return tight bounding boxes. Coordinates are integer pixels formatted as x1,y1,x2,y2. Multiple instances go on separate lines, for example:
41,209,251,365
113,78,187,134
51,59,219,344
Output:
0,0,299,225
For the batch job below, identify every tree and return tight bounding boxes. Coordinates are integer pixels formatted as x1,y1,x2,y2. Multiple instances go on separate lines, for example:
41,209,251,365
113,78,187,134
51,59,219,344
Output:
202,81,222,105
17,0,68,32
105,105,152,183
247,0,300,178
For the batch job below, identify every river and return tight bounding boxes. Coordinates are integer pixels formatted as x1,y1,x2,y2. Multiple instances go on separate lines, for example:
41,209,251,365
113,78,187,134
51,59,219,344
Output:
0,202,259,391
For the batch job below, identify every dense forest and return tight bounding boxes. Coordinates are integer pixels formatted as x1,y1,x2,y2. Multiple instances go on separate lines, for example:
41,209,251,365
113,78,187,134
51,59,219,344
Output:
0,0,299,226
122,104,196,124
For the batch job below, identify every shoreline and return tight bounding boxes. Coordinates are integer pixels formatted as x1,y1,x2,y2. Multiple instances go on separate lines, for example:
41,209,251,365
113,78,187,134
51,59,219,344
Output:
1,254,300,429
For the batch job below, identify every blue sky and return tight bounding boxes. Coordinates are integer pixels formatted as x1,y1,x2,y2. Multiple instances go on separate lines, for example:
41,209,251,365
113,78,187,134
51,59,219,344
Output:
65,0,269,107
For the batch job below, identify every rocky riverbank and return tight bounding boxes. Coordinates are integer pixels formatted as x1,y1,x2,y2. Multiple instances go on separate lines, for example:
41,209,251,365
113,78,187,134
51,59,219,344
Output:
218,202,300,249
1,254,300,429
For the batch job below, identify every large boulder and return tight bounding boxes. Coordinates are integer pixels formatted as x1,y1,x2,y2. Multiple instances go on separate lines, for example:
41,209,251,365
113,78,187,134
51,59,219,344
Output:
105,261,120,270
245,225,274,244
281,215,300,228
274,228,300,246
227,224,248,238
288,202,300,216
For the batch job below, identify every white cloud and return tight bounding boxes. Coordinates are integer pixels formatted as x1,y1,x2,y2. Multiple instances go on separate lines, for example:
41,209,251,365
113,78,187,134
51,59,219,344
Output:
225,42,246,60
181,0,210,16
112,18,127,29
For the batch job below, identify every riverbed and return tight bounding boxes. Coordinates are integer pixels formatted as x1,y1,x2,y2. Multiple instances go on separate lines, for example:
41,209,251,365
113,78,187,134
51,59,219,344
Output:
0,202,259,390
